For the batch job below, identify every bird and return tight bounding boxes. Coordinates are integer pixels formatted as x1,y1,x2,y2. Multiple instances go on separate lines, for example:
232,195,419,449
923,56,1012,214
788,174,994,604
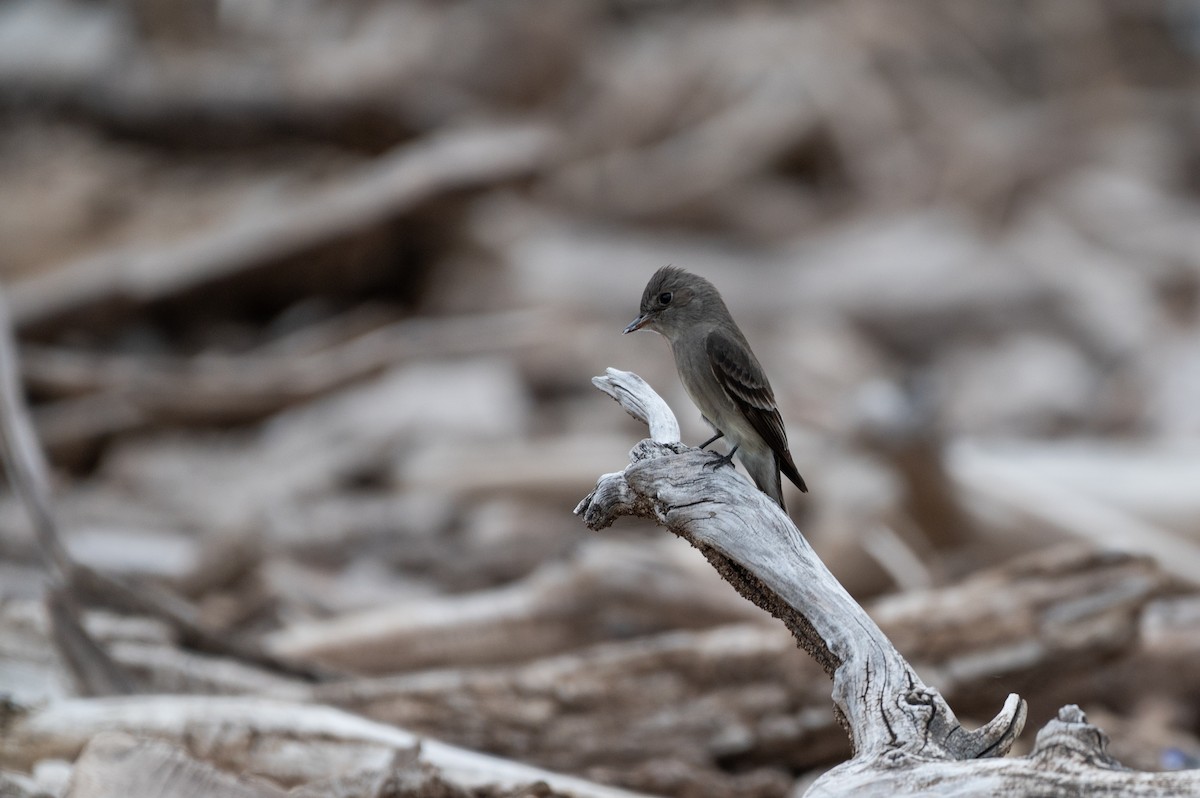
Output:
623,266,807,509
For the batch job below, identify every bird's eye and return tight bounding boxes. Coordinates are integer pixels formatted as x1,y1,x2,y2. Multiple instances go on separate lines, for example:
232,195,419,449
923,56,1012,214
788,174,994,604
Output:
658,291,673,306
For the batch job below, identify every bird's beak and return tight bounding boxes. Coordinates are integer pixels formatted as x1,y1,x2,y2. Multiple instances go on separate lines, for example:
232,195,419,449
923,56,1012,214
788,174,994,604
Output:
623,314,650,335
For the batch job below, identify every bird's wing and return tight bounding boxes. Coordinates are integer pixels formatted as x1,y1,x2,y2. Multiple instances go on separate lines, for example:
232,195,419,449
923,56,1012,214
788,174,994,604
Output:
705,330,808,493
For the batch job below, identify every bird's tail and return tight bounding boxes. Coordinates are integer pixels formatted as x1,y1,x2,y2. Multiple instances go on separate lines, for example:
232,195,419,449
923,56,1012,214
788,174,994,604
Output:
778,450,808,494
769,465,786,512
739,447,792,511
752,456,787,511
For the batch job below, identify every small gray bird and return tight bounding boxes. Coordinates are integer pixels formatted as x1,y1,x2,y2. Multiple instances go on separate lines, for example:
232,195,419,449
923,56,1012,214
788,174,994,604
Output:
624,266,807,509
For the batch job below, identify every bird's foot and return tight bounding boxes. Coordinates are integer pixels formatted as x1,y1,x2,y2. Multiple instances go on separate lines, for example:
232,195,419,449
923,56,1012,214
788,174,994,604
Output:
704,445,739,471
698,431,725,450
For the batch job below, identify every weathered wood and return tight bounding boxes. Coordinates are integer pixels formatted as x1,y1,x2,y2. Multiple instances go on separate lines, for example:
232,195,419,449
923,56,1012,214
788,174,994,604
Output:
45,589,138,697
100,357,529,528
65,732,288,798
0,289,138,695
0,695,652,798
25,308,549,432
9,124,554,332
0,292,70,575
577,370,1200,796
304,547,1165,785
0,541,1163,796
950,440,1200,585
5,5,1200,797
0,770,46,798
876,545,1168,721
0,286,328,686
267,538,760,673
809,704,1177,798
592,368,681,445
316,623,840,780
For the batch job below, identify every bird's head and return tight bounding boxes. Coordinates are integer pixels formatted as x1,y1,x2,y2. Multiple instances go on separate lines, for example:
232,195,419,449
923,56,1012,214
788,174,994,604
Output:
623,266,723,339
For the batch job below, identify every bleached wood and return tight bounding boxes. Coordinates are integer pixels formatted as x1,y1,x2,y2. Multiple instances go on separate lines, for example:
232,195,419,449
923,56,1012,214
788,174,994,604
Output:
0,287,324,686
0,292,69,574
578,370,1200,797
267,539,761,673
0,289,137,695
25,309,549,431
592,368,682,445
950,441,1200,585
0,695,651,798
0,545,1151,782
9,125,554,331
66,732,288,798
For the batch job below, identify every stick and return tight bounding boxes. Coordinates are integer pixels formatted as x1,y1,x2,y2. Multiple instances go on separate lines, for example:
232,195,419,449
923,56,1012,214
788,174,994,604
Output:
577,369,1200,797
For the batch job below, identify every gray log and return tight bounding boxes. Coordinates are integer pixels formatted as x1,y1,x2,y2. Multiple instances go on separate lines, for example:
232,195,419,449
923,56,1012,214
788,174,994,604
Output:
577,368,1200,797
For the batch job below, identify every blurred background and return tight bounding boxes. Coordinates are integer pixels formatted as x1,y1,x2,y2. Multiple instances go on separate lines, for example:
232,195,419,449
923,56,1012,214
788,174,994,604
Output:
3,0,1200,795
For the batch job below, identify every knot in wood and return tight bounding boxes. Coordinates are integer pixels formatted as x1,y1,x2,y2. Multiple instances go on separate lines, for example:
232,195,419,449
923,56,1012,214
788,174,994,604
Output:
903,687,939,709
628,439,688,465
1031,704,1120,767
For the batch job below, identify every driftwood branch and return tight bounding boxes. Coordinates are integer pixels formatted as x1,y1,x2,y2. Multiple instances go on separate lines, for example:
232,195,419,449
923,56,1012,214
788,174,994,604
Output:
9,124,555,333
0,285,328,687
28,307,551,469
267,538,760,674
577,369,1200,797
0,695,649,798
0,292,71,576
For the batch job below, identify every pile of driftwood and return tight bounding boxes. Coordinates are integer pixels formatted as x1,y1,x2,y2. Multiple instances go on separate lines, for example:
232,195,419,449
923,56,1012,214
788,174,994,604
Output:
4,1,1200,796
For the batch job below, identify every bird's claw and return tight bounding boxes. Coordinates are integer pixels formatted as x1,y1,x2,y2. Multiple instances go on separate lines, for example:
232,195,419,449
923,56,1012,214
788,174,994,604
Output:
704,450,737,471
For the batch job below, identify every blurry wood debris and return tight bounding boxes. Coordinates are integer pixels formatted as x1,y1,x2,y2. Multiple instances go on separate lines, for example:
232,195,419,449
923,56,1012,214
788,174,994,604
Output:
2,695,650,798
65,732,288,798
4,0,1200,795
10,124,555,333
266,539,762,674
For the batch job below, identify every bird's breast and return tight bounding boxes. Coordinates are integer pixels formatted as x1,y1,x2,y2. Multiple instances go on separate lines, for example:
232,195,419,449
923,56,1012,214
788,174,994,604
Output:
671,336,755,447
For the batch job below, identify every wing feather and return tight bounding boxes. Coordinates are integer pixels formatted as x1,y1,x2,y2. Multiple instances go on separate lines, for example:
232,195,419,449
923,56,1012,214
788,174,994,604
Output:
706,330,807,492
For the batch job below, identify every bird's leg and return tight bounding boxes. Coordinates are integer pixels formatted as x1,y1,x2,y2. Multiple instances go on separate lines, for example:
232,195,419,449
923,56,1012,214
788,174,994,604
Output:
698,431,725,450
705,445,738,471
